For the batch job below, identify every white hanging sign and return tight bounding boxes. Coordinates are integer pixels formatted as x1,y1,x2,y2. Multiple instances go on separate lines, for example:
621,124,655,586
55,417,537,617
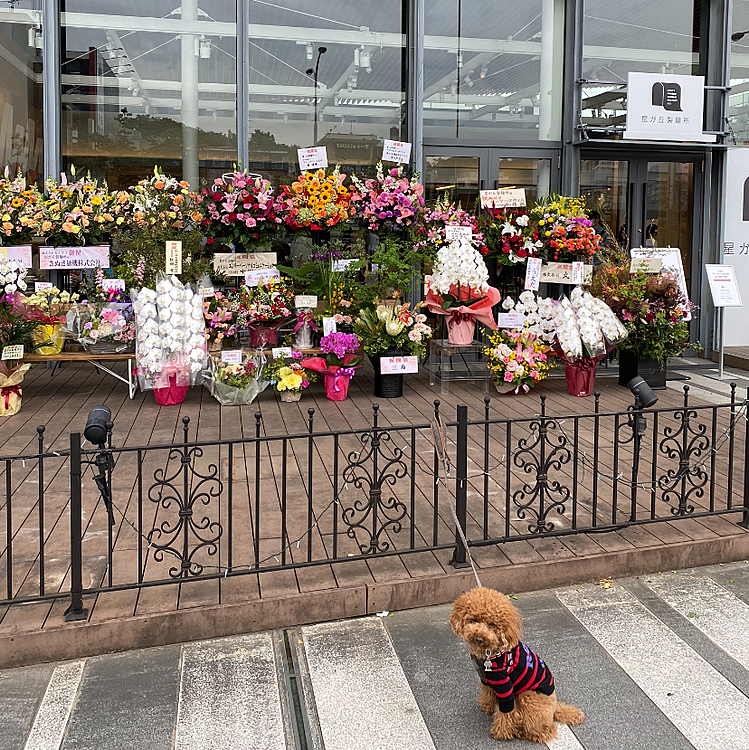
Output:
212,252,277,276
272,346,293,359
244,268,281,287
1,345,23,360
295,295,318,309
3,245,32,267
35,281,53,292
331,258,359,272
322,317,337,336
380,355,418,374
221,350,242,364
444,225,473,241
382,139,412,164
479,189,527,209
298,146,328,170
571,262,585,285
497,312,526,329
524,257,542,291
101,278,125,293
165,241,182,275
705,265,743,307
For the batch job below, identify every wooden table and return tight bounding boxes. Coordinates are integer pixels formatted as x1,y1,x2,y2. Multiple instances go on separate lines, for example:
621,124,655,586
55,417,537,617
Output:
23,351,137,399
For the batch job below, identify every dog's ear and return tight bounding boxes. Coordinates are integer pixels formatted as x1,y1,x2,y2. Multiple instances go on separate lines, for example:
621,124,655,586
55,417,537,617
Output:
495,596,522,648
449,602,466,637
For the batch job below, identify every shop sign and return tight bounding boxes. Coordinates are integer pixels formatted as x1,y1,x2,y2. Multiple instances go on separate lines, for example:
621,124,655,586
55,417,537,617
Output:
39,245,110,269
479,189,526,209
630,247,690,320
539,262,593,285
380,355,418,374
212,252,277,276
297,146,328,170
382,139,412,164
2,245,32,267
624,72,714,143
705,265,742,307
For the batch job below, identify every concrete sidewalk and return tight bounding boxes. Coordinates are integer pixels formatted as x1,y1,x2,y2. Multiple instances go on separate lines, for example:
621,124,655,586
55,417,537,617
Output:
2,559,749,749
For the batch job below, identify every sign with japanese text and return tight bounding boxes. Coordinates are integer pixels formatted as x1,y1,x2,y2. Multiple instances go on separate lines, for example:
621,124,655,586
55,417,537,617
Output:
380,355,419,374
199,287,215,298
539,262,593,285
524,257,542,291
221,350,242,364
1,345,23,360
244,268,280,287
39,245,110,270
35,282,53,292
322,317,337,336
212,252,277,276
479,189,527,209
624,72,714,143
295,295,318,309
571,262,585,285
444,225,473,241
630,248,690,320
629,257,663,274
101,278,125,293
4,245,32,267
705,265,742,307
272,346,293,359
332,258,359,272
298,146,328,171
498,312,526,329
382,139,412,164
165,241,182,275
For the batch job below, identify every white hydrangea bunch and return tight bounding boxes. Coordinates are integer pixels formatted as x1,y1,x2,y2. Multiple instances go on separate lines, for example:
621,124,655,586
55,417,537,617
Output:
430,238,490,299
0,260,28,295
588,295,628,346
552,297,584,360
569,286,606,358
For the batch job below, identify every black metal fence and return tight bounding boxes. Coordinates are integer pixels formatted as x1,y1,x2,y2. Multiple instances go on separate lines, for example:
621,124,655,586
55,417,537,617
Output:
2,385,749,620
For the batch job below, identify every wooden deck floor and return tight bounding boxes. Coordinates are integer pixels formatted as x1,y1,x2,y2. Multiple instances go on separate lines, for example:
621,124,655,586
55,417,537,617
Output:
1,357,749,667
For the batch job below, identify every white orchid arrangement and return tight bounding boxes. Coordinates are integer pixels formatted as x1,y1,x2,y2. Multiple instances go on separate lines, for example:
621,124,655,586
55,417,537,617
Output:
0,260,28,296
501,291,556,344
429,238,490,306
552,297,584,361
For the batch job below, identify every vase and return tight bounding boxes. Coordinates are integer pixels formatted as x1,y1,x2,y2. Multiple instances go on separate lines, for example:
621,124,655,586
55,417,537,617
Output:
0,363,30,416
446,314,476,346
154,373,189,405
249,323,279,348
280,389,302,402
324,370,354,401
565,360,598,397
293,321,316,350
494,379,532,396
33,323,65,356
618,350,666,390
369,351,405,399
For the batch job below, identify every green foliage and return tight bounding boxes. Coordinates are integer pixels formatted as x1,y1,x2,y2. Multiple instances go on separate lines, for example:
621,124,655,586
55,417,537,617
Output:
368,234,417,301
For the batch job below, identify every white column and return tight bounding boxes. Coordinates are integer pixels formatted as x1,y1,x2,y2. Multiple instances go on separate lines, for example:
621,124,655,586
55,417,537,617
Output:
538,0,564,141
181,0,199,188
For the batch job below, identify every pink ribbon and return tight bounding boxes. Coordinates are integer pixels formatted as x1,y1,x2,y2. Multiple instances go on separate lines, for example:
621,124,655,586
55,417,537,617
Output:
293,311,319,333
1,384,21,410
332,366,356,392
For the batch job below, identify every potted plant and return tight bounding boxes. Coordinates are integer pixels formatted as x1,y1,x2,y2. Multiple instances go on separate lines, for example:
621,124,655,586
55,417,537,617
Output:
484,328,551,395
207,353,269,406
589,265,692,388
302,332,362,401
424,236,501,345
265,351,315,402
354,302,432,398
0,169,44,246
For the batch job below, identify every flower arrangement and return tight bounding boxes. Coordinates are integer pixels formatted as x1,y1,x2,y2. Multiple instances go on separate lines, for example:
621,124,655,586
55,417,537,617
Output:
200,172,280,251
274,167,353,230
265,351,316,400
0,170,44,245
302,331,362,400
481,209,543,266
214,357,258,390
530,195,601,262
350,163,425,232
319,332,362,367
484,329,550,393
24,286,78,324
589,266,691,361
75,301,135,352
203,292,236,349
414,198,486,262
208,352,269,406
235,278,295,326
354,303,432,358
39,168,120,247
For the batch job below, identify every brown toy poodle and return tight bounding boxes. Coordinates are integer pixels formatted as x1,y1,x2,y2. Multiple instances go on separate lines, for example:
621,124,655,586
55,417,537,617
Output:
450,587,585,744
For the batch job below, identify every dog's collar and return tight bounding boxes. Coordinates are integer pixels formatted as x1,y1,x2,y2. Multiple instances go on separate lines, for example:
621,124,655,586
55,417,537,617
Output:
484,648,513,671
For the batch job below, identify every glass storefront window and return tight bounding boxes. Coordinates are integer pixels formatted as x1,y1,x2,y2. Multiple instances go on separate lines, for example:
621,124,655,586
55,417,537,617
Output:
580,159,629,251
498,157,551,206
0,3,43,181
581,1,700,138
424,155,479,208
730,3,749,143
61,1,238,189
423,0,564,144
247,1,406,185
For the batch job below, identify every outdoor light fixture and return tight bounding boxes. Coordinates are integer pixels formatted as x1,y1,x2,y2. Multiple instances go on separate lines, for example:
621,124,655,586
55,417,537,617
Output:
480,65,488,79
627,376,658,409
732,30,749,42
199,36,211,59
84,406,115,526
360,48,371,74
305,46,327,145
84,405,112,446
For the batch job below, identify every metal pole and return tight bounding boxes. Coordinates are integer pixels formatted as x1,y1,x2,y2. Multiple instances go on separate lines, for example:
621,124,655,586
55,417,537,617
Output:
64,432,87,621
237,0,250,170
630,396,642,522
181,0,199,188
450,404,469,567
719,306,725,379
42,0,61,181
741,386,749,529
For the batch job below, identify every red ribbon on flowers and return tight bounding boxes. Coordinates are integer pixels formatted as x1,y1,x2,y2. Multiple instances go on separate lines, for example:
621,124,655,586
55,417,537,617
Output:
1,385,22,410
332,367,356,392
449,311,474,324
293,311,319,333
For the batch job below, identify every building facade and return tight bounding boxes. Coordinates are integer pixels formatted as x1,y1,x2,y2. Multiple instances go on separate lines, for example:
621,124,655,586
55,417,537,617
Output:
1,0,748,352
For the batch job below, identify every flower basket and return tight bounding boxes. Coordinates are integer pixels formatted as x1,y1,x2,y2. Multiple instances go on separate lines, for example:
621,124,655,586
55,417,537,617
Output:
0,363,30,416
213,379,264,405
446,313,476,346
33,323,65,355
494,380,532,396
293,311,318,349
280,389,302,403
153,373,189,405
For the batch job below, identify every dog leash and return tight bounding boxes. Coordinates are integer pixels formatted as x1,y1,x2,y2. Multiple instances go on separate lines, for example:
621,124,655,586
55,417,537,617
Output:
431,413,483,589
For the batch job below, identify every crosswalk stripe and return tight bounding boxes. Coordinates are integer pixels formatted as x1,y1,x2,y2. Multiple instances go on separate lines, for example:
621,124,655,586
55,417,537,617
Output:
173,633,288,750
641,571,749,671
301,617,437,750
556,582,749,750
549,724,586,750
23,660,85,750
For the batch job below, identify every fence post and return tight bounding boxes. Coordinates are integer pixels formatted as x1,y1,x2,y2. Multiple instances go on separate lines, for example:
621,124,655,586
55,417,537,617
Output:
741,389,749,529
450,404,470,568
64,432,88,621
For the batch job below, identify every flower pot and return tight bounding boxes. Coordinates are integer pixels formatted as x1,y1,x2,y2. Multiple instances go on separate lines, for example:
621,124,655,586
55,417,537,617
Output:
280,389,302,402
324,370,354,401
618,350,666,390
33,323,65,356
369,352,405,399
249,323,279,348
446,314,476,346
494,379,532,395
293,321,316,349
565,359,598,397
0,363,30,416
154,374,189,405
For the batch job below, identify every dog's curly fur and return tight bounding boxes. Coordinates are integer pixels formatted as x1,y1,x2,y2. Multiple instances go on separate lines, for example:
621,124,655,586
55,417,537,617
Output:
450,587,585,743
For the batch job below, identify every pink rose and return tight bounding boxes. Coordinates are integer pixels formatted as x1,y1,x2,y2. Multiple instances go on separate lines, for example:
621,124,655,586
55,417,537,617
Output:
503,372,514,382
